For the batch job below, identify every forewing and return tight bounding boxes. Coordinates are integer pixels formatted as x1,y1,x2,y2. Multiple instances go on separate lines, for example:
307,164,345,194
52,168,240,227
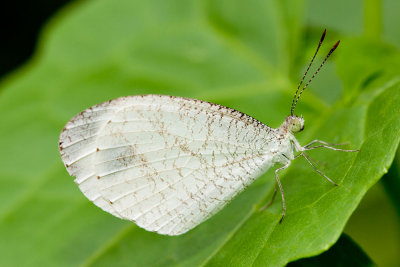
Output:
60,95,274,235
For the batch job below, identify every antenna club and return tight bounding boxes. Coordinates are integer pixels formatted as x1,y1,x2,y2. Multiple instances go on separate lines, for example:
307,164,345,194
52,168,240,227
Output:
320,29,326,43
332,40,340,50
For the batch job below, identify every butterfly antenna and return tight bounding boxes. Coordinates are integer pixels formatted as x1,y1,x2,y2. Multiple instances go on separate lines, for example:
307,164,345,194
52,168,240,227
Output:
291,29,326,116
292,39,340,115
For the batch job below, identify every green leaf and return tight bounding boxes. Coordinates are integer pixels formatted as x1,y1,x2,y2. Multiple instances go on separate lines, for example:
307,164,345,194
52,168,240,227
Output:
288,234,375,267
0,0,399,266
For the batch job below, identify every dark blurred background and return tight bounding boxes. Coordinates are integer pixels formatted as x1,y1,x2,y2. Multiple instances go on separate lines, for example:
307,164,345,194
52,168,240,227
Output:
0,0,71,77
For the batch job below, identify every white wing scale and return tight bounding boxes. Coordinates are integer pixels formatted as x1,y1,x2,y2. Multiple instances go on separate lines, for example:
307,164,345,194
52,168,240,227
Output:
59,95,276,235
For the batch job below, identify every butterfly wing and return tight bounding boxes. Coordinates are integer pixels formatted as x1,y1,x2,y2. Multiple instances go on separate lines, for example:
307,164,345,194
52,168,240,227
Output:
59,95,274,235
59,99,126,218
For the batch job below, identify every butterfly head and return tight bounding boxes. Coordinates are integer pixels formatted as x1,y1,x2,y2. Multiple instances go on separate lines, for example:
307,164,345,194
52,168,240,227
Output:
285,115,304,133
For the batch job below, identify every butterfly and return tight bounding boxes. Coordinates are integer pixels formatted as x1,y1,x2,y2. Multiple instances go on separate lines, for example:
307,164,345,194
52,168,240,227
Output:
59,30,357,235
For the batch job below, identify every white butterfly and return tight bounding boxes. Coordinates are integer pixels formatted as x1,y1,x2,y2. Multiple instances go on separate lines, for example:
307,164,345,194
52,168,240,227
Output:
59,30,357,235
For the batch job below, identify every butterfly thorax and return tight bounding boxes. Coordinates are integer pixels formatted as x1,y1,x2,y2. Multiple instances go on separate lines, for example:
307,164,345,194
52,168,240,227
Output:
266,115,305,165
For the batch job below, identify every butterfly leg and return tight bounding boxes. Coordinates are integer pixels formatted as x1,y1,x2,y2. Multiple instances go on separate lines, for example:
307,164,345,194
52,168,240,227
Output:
275,162,291,223
303,140,359,152
298,152,338,186
304,139,348,148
